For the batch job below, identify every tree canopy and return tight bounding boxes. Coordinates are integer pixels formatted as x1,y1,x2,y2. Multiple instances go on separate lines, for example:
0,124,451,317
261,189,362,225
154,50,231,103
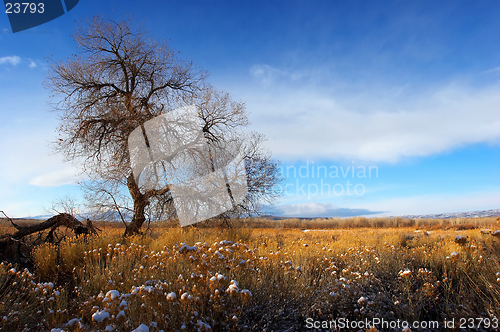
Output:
46,16,282,235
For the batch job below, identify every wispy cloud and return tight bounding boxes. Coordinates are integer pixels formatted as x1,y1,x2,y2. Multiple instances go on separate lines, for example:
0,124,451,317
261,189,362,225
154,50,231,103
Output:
351,190,500,217
269,190,500,218
239,68,500,162
29,166,83,187
483,66,500,75
0,56,40,68
269,202,383,217
250,64,308,85
0,117,84,189
0,55,21,66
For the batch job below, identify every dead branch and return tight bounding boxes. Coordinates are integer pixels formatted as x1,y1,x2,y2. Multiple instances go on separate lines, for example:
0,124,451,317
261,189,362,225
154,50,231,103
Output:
12,213,89,240
10,213,92,240
1,210,19,228
0,213,100,267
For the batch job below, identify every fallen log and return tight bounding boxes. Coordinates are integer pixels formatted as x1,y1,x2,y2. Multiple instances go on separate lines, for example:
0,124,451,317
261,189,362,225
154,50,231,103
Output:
0,212,100,267
10,213,95,240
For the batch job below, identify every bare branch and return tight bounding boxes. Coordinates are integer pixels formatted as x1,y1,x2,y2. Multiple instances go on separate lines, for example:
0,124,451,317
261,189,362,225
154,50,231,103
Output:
0,211,19,229
100,189,128,227
46,16,282,235
10,213,94,240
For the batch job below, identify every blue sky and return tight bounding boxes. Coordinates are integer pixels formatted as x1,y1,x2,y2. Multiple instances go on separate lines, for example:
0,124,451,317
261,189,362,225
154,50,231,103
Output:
1,0,499,218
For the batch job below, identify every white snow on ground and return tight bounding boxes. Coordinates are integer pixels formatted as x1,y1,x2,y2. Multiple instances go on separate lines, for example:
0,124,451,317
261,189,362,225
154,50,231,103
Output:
92,310,109,323
179,243,198,253
131,323,149,332
105,290,120,300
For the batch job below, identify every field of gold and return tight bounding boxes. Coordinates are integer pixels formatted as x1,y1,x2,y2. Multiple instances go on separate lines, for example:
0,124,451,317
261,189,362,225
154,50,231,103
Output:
1,219,500,331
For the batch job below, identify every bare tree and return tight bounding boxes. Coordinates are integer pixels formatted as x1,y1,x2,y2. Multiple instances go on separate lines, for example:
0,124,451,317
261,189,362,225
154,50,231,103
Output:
46,16,281,235
44,194,81,216
178,88,282,217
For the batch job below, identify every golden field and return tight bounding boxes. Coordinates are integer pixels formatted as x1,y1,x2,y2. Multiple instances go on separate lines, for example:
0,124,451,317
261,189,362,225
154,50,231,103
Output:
1,217,500,331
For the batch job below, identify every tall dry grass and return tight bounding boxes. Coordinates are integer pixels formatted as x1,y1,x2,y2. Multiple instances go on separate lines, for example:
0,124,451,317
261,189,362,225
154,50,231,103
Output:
1,219,500,331
207,216,500,230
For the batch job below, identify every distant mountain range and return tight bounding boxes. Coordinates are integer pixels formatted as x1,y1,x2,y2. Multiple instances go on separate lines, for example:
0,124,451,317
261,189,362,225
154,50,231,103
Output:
17,208,500,221
22,214,54,220
259,209,500,220
399,209,500,220
23,211,132,221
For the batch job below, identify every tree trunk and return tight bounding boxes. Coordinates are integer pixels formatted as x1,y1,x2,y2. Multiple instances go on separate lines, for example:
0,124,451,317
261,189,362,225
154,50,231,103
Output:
124,173,148,236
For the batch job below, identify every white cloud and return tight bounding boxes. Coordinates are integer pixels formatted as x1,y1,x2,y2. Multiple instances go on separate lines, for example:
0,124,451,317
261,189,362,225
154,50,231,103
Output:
238,70,500,162
483,66,500,75
250,64,306,85
272,202,381,217
270,190,500,218
0,55,21,66
0,116,85,189
352,190,500,217
0,56,40,68
29,166,83,187
0,121,85,216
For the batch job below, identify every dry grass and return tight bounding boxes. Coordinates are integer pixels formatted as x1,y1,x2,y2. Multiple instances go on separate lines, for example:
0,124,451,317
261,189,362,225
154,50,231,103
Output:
1,218,500,331
204,216,500,230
